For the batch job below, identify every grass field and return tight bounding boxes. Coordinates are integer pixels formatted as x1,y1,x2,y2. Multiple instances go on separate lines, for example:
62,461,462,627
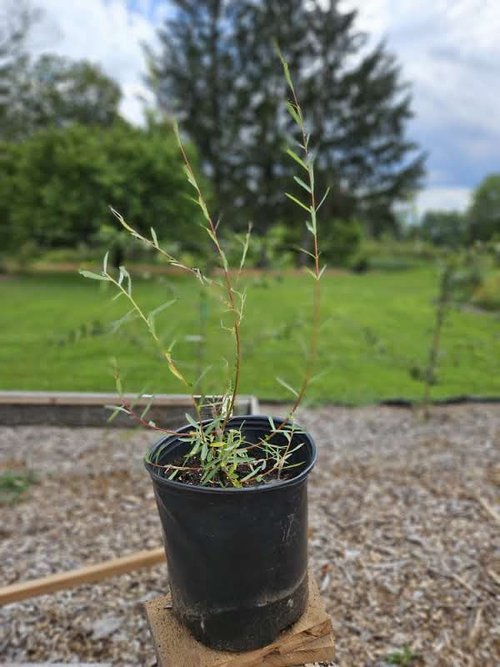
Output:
0,267,499,403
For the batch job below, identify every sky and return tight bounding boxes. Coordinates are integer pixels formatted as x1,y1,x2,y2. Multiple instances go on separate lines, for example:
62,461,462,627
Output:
19,0,500,215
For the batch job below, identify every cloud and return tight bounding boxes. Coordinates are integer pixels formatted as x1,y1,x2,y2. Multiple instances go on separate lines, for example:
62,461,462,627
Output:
27,0,160,124
342,0,500,199
415,187,471,215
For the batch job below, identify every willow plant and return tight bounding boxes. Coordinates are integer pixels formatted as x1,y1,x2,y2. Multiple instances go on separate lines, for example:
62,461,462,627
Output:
81,51,328,488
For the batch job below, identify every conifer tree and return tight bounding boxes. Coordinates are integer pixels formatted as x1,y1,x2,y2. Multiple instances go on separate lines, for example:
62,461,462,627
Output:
149,0,425,237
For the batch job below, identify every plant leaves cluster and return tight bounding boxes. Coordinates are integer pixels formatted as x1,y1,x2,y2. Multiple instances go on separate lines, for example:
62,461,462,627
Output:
149,414,306,489
81,51,325,488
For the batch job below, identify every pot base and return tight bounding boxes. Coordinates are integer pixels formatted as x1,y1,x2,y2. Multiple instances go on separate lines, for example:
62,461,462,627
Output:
174,574,309,652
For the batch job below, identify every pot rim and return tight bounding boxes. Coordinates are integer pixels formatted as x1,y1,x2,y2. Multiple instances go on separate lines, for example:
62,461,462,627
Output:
144,414,317,494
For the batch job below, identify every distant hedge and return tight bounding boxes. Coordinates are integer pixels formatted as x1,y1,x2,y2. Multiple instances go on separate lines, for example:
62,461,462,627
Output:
0,121,207,254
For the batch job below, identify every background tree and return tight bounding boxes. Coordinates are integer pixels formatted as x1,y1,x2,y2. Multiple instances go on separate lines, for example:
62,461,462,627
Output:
26,54,121,130
419,210,467,248
2,54,121,140
0,121,207,251
468,173,500,242
147,0,239,215
149,0,425,241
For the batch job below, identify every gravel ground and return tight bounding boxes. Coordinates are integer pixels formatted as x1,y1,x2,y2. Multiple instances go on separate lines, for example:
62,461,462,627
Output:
0,404,499,666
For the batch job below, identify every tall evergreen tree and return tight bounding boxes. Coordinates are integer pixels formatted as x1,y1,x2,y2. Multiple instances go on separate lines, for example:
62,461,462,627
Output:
146,1,239,215
149,0,425,237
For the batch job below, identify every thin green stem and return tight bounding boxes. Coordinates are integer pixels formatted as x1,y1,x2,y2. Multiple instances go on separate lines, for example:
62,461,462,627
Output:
174,126,242,428
422,262,453,418
278,50,323,419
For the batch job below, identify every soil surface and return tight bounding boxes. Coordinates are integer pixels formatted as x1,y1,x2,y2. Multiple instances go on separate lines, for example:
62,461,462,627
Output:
0,403,499,666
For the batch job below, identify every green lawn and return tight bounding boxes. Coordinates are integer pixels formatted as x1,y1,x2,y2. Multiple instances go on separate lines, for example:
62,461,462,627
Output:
1,268,499,403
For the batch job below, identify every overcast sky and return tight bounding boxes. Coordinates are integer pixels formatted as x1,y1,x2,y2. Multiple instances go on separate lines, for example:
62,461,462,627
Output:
21,0,500,214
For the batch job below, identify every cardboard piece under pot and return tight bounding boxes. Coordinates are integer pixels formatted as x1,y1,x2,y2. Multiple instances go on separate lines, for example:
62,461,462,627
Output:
144,574,335,667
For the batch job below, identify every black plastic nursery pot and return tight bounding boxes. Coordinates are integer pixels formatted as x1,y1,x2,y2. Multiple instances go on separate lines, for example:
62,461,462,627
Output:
144,415,317,652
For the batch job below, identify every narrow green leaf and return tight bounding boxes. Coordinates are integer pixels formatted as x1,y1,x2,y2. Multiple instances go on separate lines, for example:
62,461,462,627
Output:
198,196,210,220
286,101,301,125
148,299,177,319
240,468,259,483
117,266,125,286
140,397,155,420
147,313,156,337
103,251,109,274
276,377,299,397
185,412,199,428
286,148,308,171
293,176,312,193
164,353,186,384
151,227,159,246
110,207,135,235
104,404,129,422
317,187,330,211
295,245,315,258
285,192,311,213
79,270,108,281
119,265,131,295
276,45,294,91
109,308,137,333
202,465,219,484
239,223,252,272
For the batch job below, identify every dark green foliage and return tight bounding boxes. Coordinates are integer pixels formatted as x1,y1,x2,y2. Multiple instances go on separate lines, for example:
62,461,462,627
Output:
149,0,425,239
0,122,207,251
362,237,437,271
0,470,37,505
414,250,483,414
419,210,467,248
386,645,418,666
472,271,500,311
468,173,500,242
320,218,363,267
224,223,294,269
448,252,483,302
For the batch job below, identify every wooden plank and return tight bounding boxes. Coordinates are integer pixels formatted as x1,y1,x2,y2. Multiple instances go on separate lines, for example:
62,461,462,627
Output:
0,391,193,405
0,391,258,407
144,574,335,667
0,392,259,427
0,396,258,429
0,547,166,606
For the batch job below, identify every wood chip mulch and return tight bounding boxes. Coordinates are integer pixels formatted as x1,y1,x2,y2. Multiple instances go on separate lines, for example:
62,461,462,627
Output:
0,403,499,666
